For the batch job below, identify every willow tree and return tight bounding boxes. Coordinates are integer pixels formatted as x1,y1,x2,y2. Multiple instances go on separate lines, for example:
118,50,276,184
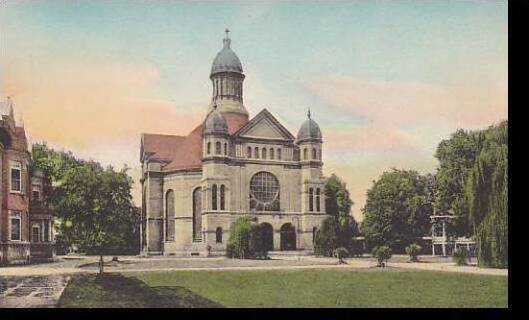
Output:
465,121,508,268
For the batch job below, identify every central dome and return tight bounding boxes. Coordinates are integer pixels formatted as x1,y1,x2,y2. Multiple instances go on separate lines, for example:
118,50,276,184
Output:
210,31,243,76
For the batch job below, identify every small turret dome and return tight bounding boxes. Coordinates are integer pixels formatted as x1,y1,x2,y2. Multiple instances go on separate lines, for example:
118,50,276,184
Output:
211,29,243,76
297,109,322,143
204,108,228,135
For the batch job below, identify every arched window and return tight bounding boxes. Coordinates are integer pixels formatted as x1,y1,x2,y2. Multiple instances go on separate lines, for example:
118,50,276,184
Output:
207,142,211,155
308,188,314,212
215,142,221,155
224,143,228,155
303,148,308,160
262,148,267,159
316,188,321,212
212,184,218,210
220,185,226,210
216,227,223,243
165,190,175,241
270,148,275,159
312,148,317,159
193,187,202,241
249,172,280,211
247,146,252,158
254,147,259,159
277,148,282,160
318,148,322,160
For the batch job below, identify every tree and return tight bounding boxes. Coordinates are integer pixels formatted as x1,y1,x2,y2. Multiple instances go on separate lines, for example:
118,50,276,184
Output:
372,246,392,267
32,143,139,263
52,164,136,274
314,216,340,257
434,130,480,236
314,174,360,257
362,169,433,251
465,121,507,268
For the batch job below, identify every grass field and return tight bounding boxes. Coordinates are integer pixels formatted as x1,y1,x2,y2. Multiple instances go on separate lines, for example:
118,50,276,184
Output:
58,268,508,308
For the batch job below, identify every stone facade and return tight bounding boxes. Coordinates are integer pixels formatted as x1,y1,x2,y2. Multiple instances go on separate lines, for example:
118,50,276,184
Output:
0,97,54,265
140,33,329,256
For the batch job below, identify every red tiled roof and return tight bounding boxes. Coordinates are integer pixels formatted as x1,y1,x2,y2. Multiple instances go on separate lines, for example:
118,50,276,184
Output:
163,112,248,172
142,134,185,162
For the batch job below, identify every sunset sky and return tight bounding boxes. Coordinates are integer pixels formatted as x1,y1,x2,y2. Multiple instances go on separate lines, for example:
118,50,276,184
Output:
0,0,507,221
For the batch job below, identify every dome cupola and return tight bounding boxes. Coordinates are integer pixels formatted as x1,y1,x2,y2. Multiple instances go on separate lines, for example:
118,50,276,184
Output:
204,107,228,135
297,109,322,143
208,29,248,117
211,30,243,76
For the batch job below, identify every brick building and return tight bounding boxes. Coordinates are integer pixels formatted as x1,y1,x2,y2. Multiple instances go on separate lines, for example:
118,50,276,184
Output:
0,97,54,265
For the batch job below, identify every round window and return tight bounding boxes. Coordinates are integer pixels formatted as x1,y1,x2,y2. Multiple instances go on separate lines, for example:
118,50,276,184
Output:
249,172,280,211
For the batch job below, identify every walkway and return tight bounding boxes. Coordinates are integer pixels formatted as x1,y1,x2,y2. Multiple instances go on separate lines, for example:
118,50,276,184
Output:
0,275,70,308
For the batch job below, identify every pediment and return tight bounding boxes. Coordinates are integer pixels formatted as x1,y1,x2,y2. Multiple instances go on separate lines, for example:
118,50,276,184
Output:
235,109,295,141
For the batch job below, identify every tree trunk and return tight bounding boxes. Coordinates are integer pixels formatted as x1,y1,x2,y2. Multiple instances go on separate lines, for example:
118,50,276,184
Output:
99,255,104,275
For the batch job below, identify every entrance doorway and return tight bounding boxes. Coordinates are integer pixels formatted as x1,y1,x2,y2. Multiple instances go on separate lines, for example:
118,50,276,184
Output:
280,223,296,251
260,223,274,251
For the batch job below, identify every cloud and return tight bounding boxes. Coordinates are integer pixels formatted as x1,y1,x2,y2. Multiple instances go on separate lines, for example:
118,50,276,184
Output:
303,75,507,129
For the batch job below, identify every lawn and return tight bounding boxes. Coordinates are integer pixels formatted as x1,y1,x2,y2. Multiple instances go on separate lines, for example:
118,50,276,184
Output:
58,269,508,308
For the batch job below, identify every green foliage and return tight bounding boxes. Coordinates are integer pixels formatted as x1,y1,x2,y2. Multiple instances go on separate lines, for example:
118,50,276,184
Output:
465,122,508,268
453,247,468,266
315,174,360,257
434,129,480,236
32,143,139,256
325,174,354,220
405,243,422,262
362,169,433,251
226,216,268,259
372,246,392,267
314,217,340,257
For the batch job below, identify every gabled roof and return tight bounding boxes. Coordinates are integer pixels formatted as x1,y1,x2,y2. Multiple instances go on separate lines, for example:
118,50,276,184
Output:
234,108,295,141
162,112,249,172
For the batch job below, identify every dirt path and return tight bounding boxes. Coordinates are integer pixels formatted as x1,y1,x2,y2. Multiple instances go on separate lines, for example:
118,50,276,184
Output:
0,275,71,308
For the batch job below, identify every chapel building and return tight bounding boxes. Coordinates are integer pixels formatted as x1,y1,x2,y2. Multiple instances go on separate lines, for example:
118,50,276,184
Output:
140,32,328,256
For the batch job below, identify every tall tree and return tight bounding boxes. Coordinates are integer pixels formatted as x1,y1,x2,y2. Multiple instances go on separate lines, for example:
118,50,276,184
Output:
434,129,480,236
362,169,433,250
465,121,507,268
32,143,139,260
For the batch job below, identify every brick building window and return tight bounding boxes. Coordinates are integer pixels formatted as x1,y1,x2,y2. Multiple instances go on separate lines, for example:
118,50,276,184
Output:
270,148,275,159
308,188,314,212
10,211,22,241
32,225,41,243
10,161,22,192
220,185,226,210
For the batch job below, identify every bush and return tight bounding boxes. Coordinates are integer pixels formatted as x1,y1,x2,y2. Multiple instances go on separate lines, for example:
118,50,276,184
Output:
314,217,340,257
453,247,468,266
225,216,268,259
372,245,392,267
405,243,422,262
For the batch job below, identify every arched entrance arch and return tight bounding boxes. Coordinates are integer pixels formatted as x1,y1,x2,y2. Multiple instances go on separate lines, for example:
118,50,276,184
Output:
280,223,296,251
260,223,274,251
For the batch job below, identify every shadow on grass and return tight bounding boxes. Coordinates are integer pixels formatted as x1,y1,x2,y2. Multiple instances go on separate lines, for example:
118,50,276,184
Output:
57,273,223,308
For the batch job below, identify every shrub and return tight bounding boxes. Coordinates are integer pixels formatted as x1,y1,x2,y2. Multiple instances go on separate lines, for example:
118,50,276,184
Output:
405,243,422,262
453,247,468,266
225,216,268,259
372,245,392,267
314,217,340,257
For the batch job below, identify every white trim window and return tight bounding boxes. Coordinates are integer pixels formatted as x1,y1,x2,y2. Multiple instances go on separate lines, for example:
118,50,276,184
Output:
10,211,22,241
32,184,41,200
32,225,41,243
10,161,22,192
